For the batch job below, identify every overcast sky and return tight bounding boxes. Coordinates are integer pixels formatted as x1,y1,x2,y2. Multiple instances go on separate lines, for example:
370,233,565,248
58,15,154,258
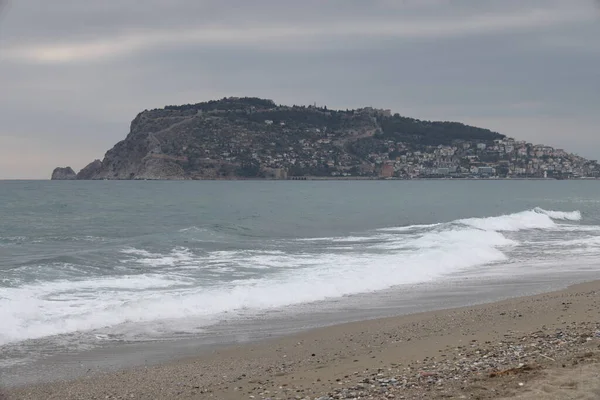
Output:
0,0,599,179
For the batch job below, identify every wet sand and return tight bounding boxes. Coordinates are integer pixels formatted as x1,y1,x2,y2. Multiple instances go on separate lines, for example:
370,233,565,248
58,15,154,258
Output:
4,280,600,400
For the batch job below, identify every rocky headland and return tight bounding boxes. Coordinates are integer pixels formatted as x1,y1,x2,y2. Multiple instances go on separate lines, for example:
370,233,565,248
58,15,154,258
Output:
74,159,103,180
52,97,600,180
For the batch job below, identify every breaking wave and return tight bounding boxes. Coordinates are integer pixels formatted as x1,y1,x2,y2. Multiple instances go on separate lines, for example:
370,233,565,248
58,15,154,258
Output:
0,208,590,346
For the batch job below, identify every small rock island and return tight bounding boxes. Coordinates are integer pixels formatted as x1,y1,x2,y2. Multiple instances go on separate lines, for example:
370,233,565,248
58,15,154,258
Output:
51,167,77,180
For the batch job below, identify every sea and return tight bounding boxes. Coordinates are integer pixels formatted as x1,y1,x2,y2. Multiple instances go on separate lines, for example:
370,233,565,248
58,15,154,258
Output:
1,179,600,385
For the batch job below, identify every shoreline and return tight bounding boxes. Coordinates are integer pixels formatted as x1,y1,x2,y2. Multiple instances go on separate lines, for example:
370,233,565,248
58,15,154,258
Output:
4,177,600,181
46,177,599,181
5,279,600,400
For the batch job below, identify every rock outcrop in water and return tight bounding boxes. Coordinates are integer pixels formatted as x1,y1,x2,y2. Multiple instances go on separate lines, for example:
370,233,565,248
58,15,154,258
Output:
51,167,77,180
52,97,600,180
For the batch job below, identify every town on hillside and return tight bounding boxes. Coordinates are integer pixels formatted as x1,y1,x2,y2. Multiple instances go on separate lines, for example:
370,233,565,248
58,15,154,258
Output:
256,134,600,180
167,99,599,180
353,139,599,180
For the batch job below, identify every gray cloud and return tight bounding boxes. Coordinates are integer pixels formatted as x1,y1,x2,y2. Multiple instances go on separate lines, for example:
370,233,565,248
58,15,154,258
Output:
1,0,594,63
0,0,599,178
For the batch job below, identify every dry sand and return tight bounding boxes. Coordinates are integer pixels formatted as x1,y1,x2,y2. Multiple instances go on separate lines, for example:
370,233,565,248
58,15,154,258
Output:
4,280,600,400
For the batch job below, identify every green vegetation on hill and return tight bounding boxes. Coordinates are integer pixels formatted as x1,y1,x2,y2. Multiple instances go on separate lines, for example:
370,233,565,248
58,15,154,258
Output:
377,115,504,145
154,98,504,145
164,97,276,112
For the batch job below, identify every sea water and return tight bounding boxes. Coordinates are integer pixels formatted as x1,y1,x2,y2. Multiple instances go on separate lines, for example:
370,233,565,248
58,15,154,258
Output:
1,180,600,381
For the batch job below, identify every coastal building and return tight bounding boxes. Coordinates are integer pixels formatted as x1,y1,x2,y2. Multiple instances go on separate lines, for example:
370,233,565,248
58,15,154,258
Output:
477,166,495,175
380,163,395,178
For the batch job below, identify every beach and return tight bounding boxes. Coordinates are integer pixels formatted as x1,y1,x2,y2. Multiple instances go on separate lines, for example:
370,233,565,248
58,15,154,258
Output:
5,279,600,400
3,181,600,399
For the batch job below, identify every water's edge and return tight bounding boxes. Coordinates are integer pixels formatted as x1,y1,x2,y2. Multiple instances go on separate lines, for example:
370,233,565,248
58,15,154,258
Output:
2,271,597,388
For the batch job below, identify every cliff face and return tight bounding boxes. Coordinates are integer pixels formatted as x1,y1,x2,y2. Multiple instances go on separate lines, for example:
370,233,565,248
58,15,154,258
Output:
76,160,103,180
54,97,505,180
51,167,77,180
89,128,186,180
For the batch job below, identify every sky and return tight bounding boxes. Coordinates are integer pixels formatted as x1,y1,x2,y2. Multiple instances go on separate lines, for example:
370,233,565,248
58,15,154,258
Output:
0,0,599,179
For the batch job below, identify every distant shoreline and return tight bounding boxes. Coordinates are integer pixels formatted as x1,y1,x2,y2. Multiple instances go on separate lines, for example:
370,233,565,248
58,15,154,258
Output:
42,176,598,181
4,176,600,181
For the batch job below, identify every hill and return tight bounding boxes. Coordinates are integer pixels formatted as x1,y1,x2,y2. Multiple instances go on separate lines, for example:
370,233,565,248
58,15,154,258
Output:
52,97,598,180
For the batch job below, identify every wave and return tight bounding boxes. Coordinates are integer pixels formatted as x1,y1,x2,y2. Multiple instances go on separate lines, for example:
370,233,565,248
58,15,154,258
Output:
177,226,208,233
0,236,27,243
534,207,582,221
370,228,515,250
0,207,590,346
457,210,556,232
0,274,192,345
120,247,198,268
0,238,506,345
0,237,514,345
556,236,600,247
175,224,263,242
376,223,441,232
298,235,383,243
375,207,581,234
456,208,580,232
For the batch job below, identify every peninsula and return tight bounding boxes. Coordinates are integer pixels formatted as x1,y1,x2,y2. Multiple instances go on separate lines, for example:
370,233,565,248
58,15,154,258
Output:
52,97,600,180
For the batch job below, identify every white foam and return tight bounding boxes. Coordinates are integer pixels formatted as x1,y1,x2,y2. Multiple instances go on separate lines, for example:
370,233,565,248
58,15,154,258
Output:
0,239,508,346
457,209,564,232
377,223,441,232
0,236,27,242
534,207,582,221
120,248,155,257
0,274,191,345
371,228,516,250
178,226,208,233
0,230,511,346
297,236,379,242
330,236,385,243
560,236,600,247
378,208,581,234
458,211,552,231
121,247,195,267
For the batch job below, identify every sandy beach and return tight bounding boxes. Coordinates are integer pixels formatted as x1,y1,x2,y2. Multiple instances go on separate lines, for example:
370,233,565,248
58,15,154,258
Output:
4,280,600,400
